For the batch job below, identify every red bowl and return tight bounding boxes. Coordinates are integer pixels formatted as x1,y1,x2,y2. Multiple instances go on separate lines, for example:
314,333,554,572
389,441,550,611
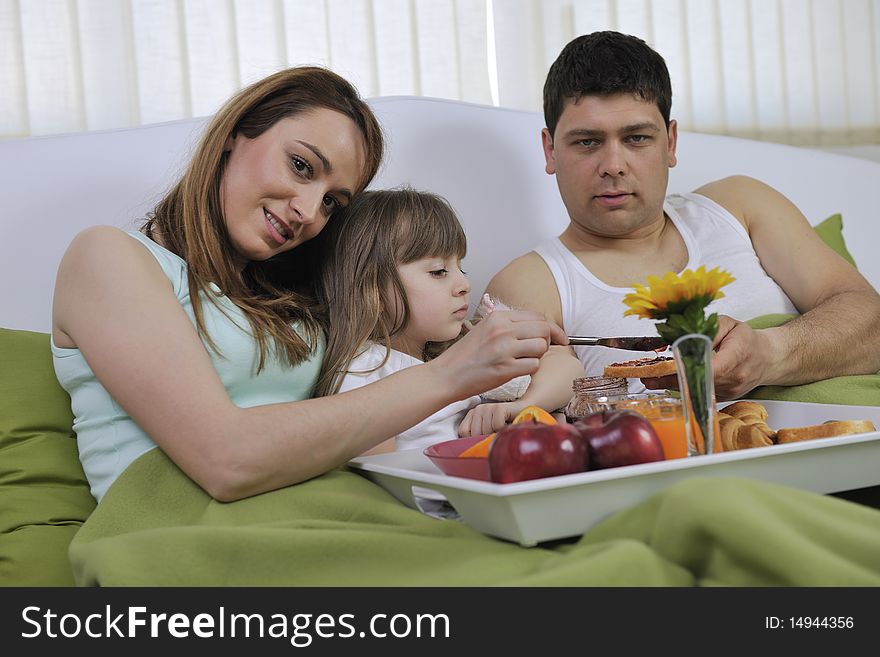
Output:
424,435,492,482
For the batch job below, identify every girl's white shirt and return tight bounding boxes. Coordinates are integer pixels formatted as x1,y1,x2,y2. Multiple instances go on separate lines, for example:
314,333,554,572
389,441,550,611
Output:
338,342,483,452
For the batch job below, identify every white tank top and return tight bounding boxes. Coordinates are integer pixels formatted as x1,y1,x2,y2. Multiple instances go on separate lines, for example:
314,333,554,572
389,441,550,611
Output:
52,231,325,501
534,193,798,391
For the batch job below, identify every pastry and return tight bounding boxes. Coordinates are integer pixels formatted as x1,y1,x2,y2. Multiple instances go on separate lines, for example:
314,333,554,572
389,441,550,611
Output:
777,419,876,443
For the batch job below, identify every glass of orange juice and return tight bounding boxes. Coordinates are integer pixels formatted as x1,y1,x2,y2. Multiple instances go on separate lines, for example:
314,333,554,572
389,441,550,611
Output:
578,393,688,460
638,397,688,460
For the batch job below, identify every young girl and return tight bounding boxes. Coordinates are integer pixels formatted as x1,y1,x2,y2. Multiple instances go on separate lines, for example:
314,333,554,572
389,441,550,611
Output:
314,188,584,453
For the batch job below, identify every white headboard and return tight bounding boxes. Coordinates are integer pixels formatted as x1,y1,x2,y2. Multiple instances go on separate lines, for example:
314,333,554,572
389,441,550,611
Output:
2,96,878,332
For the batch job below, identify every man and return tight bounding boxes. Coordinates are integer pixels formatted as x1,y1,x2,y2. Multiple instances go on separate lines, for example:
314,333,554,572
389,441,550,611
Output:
486,31,880,399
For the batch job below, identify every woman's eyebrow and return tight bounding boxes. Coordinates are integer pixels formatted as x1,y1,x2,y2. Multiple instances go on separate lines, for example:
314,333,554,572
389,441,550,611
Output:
296,139,353,201
296,140,331,173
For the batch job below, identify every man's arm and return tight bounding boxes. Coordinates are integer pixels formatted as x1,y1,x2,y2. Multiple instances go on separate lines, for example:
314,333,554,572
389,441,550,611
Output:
485,252,566,326
695,175,880,397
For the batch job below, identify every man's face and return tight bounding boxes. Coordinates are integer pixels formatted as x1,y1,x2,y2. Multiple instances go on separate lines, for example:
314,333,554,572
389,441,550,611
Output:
542,93,677,238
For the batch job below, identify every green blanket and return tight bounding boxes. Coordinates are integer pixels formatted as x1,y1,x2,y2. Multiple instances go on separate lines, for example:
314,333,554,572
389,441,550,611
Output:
69,448,880,586
67,312,880,586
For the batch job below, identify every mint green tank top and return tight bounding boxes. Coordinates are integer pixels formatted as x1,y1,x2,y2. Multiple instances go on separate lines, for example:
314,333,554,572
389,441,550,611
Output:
52,231,325,501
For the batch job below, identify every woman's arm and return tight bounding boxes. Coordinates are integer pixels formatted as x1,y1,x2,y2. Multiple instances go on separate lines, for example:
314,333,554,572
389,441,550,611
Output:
53,227,562,501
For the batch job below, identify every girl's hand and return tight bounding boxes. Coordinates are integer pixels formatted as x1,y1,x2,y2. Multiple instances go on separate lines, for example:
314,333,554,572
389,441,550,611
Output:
458,401,526,437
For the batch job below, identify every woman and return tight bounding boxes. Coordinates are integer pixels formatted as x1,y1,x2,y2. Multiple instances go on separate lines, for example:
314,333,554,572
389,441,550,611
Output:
51,66,563,503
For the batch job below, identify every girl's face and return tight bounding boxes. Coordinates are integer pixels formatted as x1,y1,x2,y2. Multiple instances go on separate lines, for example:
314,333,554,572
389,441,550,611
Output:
389,256,470,358
221,108,366,267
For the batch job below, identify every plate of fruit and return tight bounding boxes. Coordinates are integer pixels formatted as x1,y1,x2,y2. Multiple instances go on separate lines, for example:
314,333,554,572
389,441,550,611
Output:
425,405,666,484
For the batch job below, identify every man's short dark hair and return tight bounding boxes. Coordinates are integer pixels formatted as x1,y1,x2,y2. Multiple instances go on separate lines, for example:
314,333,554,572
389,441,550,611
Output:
543,31,672,138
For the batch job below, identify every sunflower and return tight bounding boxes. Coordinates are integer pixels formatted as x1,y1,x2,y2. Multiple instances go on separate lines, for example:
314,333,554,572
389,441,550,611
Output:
622,266,735,457
622,266,735,342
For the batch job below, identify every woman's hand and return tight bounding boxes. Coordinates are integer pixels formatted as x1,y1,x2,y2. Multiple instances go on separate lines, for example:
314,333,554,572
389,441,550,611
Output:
431,310,567,400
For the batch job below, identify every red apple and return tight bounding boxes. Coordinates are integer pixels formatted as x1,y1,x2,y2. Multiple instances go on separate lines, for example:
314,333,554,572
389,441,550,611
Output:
573,410,665,469
488,421,588,484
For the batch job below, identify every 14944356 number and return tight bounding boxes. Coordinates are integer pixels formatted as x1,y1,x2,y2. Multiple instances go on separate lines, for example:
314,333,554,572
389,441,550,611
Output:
790,617,854,629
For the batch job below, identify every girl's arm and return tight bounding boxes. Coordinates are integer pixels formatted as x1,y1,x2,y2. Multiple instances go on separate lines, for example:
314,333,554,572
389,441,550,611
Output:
53,227,562,501
458,346,584,436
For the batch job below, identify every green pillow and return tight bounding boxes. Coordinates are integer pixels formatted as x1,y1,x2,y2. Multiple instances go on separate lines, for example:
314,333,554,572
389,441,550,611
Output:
0,328,96,586
814,213,857,268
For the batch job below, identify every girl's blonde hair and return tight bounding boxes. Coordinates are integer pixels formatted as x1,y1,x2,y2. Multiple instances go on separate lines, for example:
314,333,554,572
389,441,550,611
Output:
143,67,384,369
312,188,467,396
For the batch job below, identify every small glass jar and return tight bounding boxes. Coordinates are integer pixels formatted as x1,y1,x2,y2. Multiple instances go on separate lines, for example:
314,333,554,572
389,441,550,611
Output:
564,376,628,422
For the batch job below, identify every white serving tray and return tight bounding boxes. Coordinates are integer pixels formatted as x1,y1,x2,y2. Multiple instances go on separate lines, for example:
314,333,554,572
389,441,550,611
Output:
348,400,880,546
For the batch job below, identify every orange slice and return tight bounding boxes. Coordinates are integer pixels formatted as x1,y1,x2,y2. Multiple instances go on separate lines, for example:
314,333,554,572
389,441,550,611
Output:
512,405,557,426
459,433,496,458
458,406,556,458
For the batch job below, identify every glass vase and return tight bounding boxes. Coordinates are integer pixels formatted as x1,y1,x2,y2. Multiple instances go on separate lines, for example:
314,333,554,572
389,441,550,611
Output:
671,333,717,456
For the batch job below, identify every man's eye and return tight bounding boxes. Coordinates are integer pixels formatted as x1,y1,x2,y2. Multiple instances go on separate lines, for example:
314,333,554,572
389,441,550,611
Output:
627,135,649,144
577,139,598,147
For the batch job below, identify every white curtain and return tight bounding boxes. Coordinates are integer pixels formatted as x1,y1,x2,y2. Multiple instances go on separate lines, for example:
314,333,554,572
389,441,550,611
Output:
2,0,879,147
492,0,880,147
0,0,492,138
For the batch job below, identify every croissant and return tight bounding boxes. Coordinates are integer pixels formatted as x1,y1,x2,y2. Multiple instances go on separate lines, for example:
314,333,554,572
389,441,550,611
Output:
715,401,776,452
721,400,769,422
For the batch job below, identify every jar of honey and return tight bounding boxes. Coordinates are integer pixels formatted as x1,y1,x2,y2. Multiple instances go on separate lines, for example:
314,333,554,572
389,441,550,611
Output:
564,376,628,422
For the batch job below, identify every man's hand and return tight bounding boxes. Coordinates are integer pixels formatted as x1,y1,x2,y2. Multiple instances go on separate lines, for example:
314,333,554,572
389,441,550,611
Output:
707,315,772,399
641,315,772,400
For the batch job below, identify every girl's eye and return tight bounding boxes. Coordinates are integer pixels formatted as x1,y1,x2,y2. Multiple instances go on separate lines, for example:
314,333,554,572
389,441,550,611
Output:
290,156,313,177
460,268,468,276
430,268,449,278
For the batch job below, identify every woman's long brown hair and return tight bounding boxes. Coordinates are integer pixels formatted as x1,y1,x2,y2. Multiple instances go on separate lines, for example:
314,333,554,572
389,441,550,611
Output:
143,67,384,370
312,188,467,397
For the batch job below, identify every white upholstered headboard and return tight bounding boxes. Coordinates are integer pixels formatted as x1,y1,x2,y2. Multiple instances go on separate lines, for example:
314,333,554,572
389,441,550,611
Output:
2,96,878,333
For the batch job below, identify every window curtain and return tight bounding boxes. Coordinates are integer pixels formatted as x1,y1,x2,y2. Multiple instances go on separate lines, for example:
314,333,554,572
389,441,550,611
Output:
0,0,492,138
2,0,879,148
492,0,880,147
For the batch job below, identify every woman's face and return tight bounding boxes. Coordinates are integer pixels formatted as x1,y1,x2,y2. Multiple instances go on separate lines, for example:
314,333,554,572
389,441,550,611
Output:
221,108,366,266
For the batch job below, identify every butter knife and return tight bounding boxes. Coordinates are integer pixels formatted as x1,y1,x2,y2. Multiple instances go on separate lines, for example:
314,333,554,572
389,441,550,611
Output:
567,336,668,351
